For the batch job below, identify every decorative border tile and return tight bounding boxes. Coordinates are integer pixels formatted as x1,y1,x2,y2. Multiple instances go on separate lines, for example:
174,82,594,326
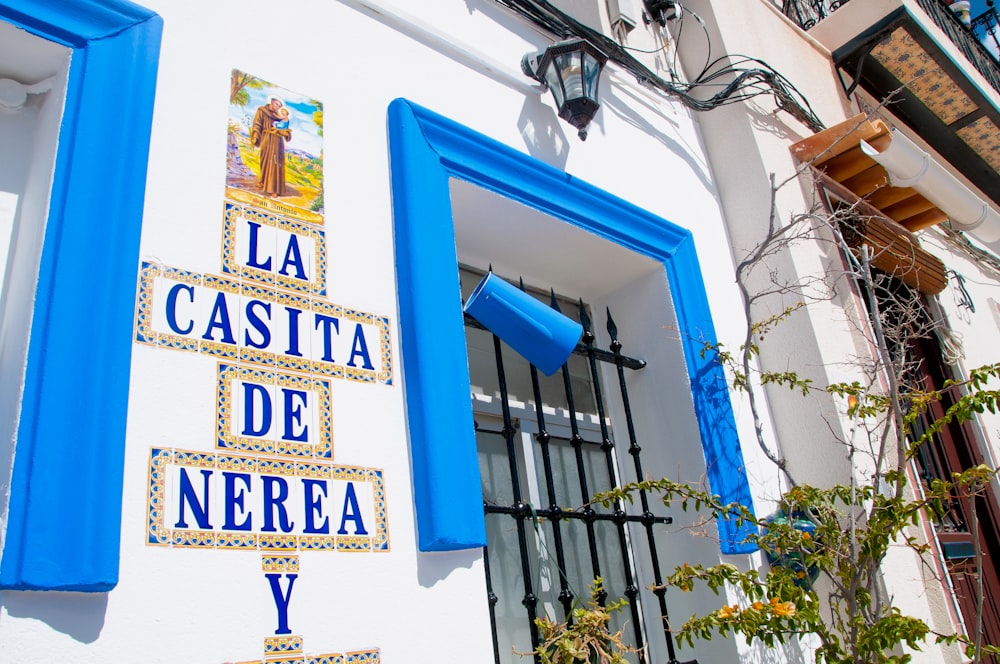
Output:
222,201,328,296
135,261,392,385
233,648,377,664
217,363,333,459
261,555,300,573
266,636,304,655
146,448,389,552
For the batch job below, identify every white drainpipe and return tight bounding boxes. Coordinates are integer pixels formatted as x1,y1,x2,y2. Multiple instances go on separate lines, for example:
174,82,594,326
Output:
860,129,1000,243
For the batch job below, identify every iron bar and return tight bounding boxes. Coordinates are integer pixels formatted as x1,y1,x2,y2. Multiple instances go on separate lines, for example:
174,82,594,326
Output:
525,295,577,619
552,293,605,602
918,0,1000,94
608,309,682,664
581,304,647,663
971,3,1000,57
484,501,673,526
482,543,503,664
491,330,541,661
465,314,646,370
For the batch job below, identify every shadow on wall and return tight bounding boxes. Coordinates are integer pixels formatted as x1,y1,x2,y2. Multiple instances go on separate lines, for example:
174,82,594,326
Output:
601,87,718,195
416,549,482,588
517,94,571,171
742,637,812,664
0,590,108,642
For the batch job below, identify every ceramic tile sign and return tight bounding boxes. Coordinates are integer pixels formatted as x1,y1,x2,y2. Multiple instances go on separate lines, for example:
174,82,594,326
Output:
227,70,325,224
135,71,386,664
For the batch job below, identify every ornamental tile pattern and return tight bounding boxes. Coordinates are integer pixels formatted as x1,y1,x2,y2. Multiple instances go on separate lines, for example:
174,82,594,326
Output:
871,28,978,124
957,117,1000,173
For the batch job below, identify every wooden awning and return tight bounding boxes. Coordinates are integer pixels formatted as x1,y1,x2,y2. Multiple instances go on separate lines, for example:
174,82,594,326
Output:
791,114,949,233
791,114,947,295
839,211,948,295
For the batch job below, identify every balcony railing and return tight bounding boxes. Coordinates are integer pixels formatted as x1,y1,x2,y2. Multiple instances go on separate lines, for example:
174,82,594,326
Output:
915,0,1000,94
779,0,1000,96
779,0,847,30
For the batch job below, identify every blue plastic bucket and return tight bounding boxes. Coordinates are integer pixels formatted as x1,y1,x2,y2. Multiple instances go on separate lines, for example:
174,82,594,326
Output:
464,272,583,375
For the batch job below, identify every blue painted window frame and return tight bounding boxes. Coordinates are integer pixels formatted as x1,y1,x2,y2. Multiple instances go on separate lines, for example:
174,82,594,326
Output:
388,99,757,555
0,0,162,591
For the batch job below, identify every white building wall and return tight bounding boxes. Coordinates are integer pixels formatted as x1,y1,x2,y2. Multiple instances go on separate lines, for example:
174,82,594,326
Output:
0,1,784,662
674,1,980,661
678,0,869,492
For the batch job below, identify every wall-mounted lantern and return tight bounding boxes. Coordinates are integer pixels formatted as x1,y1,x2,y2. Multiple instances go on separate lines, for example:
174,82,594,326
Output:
521,38,608,140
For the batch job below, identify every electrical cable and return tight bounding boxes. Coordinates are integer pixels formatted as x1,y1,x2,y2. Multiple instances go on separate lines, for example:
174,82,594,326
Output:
938,224,1000,279
494,0,825,132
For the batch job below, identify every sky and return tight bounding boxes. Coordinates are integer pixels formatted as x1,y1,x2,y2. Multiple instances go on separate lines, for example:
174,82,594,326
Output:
952,0,999,57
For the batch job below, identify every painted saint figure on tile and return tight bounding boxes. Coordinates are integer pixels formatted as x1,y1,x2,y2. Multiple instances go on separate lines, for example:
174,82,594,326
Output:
251,96,292,196
227,69,324,223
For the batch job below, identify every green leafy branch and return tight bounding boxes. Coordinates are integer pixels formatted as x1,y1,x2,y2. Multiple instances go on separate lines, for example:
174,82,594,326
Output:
530,579,636,664
594,459,1000,662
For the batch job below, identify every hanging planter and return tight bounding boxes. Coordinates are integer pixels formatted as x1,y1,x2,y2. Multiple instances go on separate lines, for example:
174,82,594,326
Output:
762,510,820,588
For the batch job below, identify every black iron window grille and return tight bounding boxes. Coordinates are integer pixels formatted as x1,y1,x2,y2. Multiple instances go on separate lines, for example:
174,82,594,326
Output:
462,268,689,664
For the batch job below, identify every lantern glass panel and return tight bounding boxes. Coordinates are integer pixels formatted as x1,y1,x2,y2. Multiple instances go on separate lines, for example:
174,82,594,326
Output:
583,51,602,96
543,60,566,108
554,51,584,102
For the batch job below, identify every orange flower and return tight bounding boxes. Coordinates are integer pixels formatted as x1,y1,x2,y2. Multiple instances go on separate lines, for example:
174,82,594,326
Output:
717,604,739,619
751,601,764,610
772,601,797,618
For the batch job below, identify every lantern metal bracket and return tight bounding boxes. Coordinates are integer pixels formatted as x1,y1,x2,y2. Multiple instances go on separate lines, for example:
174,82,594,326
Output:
520,52,545,79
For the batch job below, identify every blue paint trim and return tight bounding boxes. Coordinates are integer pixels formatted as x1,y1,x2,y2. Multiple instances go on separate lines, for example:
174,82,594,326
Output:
667,237,758,553
0,0,162,591
389,101,485,552
388,99,757,554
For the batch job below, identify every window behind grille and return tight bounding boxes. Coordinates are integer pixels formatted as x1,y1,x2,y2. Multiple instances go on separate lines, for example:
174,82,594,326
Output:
461,267,685,664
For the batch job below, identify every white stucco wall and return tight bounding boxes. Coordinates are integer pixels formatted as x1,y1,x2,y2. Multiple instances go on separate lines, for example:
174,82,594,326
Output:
671,1,988,661
678,0,870,494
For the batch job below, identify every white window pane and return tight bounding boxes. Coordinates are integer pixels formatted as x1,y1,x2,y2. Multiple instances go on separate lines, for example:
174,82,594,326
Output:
0,191,18,298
